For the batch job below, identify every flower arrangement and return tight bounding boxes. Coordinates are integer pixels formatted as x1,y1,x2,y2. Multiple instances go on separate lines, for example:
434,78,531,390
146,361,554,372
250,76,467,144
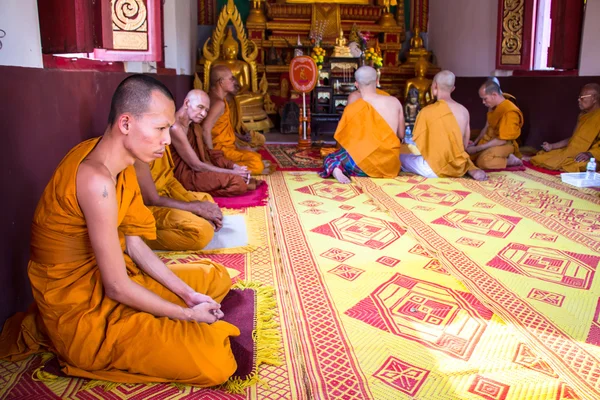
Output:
311,46,326,70
364,47,383,69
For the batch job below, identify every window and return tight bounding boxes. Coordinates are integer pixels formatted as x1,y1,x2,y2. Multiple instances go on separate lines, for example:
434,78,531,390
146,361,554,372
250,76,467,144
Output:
496,0,586,73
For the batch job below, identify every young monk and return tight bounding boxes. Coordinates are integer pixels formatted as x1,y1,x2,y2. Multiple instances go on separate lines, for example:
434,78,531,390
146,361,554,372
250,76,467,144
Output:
134,146,223,251
401,70,487,181
530,83,600,171
467,80,524,169
169,89,261,197
202,65,271,175
0,75,239,386
320,66,404,184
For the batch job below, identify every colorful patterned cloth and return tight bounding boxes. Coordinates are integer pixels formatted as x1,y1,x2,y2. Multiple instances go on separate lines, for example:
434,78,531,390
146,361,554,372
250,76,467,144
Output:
319,147,368,179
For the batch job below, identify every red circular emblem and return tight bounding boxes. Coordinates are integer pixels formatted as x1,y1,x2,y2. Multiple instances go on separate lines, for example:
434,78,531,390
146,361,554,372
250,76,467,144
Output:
289,56,318,93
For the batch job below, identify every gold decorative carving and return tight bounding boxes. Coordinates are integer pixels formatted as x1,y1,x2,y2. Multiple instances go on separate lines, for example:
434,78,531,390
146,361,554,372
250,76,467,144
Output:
111,0,148,50
311,4,341,41
500,0,524,65
202,0,259,92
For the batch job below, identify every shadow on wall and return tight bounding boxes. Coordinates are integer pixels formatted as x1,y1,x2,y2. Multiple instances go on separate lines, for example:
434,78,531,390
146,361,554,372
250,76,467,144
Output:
453,76,600,147
0,66,193,327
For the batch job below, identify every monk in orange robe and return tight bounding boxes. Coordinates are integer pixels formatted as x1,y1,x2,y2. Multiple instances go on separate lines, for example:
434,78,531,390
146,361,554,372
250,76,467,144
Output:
320,66,404,184
0,75,239,386
135,146,222,251
530,83,600,172
169,89,260,197
467,79,524,169
402,70,487,181
202,66,271,175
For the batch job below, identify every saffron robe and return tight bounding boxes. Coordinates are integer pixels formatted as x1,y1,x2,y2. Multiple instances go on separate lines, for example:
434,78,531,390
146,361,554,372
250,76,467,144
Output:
333,99,401,178
211,101,265,175
0,138,239,386
236,130,266,149
413,100,477,177
530,108,600,172
172,124,249,197
472,99,523,169
147,147,215,251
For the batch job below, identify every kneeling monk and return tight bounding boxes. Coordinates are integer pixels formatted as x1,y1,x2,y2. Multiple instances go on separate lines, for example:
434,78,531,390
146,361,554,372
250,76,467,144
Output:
170,89,259,197
530,83,600,172
401,70,487,181
320,66,404,184
0,75,239,386
202,65,271,175
467,80,524,169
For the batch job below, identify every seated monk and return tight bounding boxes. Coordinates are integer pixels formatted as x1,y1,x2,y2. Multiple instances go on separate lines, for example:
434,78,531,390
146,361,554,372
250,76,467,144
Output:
134,145,223,251
530,83,600,172
170,89,261,197
320,66,404,184
467,80,524,169
0,75,239,386
202,65,271,175
401,70,487,181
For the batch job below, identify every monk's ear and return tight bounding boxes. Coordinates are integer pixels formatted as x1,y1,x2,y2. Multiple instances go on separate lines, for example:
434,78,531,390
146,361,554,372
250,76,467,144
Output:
451,86,455,93
118,114,131,135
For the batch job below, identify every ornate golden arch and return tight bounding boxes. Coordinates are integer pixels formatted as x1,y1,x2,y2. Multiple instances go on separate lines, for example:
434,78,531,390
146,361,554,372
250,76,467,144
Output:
202,0,259,92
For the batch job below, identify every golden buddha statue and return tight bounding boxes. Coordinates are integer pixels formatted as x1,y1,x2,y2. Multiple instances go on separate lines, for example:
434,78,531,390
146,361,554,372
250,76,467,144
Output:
404,56,432,108
332,29,353,58
407,27,432,64
212,27,252,93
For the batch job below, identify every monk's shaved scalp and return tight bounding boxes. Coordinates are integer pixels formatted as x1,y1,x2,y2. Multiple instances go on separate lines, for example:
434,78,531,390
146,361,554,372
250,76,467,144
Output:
480,79,503,96
210,65,232,88
186,89,210,107
108,74,174,126
355,66,377,87
433,70,455,91
582,83,600,101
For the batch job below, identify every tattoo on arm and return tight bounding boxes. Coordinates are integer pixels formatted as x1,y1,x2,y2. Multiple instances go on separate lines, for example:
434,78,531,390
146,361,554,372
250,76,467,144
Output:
103,186,108,198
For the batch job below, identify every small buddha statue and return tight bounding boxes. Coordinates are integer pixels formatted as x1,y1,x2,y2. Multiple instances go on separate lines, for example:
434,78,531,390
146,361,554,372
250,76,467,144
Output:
407,27,432,64
404,87,421,128
212,27,252,93
332,29,353,58
404,57,432,108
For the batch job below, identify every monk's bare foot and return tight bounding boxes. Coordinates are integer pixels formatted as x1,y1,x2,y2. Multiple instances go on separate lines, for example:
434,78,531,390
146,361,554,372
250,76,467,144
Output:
264,160,271,167
332,167,351,184
468,169,488,181
506,154,523,167
521,155,532,162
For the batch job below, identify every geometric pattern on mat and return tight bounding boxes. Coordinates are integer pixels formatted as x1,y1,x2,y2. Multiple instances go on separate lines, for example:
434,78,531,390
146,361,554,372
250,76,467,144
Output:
260,144,325,171
267,171,579,399
356,168,600,399
0,206,302,399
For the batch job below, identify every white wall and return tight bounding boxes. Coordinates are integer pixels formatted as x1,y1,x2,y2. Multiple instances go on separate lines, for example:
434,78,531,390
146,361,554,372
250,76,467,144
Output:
428,0,498,77
163,0,198,75
0,0,43,68
579,0,600,76
428,0,599,77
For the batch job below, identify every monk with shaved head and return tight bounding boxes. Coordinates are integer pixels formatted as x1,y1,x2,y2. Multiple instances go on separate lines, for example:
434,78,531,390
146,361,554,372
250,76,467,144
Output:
202,65,271,175
530,83,600,171
0,74,239,386
466,79,524,169
168,89,260,197
320,66,404,184
401,70,487,180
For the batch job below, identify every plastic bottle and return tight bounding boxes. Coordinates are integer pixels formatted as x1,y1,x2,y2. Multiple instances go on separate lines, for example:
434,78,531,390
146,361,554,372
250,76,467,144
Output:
404,125,415,146
586,157,597,179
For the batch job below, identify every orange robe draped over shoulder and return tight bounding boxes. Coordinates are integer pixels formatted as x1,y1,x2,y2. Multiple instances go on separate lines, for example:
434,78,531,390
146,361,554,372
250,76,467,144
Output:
530,108,600,172
0,138,239,386
147,146,215,251
172,124,248,197
211,101,265,174
472,99,523,169
413,100,477,177
334,99,401,178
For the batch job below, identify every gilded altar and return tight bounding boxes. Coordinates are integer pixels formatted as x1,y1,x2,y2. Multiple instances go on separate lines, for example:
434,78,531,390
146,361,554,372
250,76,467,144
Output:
197,0,438,127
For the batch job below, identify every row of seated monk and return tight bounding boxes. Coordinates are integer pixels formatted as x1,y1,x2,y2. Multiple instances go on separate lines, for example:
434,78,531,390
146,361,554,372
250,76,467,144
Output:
0,65,598,387
320,66,600,184
0,69,282,386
